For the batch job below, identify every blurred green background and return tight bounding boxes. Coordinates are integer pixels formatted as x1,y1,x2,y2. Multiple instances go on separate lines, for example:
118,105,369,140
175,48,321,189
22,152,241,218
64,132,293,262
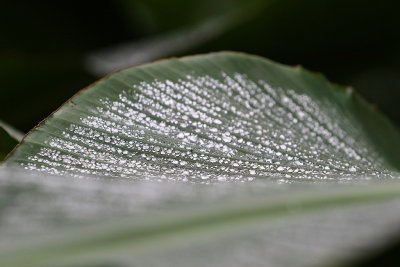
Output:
1,0,400,132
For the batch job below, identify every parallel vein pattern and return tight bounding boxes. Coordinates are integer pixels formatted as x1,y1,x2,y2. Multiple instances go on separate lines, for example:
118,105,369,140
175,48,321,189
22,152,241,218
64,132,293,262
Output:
6,52,400,182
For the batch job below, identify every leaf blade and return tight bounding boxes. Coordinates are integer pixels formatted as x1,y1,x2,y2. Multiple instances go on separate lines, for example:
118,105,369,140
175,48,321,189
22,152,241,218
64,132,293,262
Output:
5,52,400,179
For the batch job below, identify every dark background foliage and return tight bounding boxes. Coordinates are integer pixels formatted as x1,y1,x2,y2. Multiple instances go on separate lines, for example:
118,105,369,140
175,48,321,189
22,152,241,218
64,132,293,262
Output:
1,0,399,132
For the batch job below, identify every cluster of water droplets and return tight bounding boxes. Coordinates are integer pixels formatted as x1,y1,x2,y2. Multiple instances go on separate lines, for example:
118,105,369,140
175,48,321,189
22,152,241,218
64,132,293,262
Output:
20,71,395,183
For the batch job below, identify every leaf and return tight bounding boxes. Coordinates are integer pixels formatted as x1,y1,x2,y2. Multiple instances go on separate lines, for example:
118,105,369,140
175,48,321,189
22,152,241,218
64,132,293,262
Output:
0,126,18,161
0,120,24,142
2,52,400,266
5,52,400,179
85,1,269,76
0,168,399,267
85,14,239,76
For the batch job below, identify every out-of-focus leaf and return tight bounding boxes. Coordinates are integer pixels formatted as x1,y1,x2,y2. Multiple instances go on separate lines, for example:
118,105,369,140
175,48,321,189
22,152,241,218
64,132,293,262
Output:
0,127,18,161
86,1,268,75
0,121,24,142
86,15,238,76
0,168,399,267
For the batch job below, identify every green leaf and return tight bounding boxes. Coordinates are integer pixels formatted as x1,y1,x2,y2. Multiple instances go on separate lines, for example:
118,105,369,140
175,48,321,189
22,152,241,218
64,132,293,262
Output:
0,120,24,142
5,52,400,178
86,14,240,76
0,126,18,161
86,1,269,75
2,52,400,266
0,169,399,267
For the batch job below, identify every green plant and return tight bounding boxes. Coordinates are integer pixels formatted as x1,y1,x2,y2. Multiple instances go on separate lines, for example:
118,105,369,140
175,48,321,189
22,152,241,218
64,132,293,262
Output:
1,52,400,266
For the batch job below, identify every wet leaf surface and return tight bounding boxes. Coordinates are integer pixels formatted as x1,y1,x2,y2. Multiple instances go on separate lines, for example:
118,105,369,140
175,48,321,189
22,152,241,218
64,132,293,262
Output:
6,52,400,181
